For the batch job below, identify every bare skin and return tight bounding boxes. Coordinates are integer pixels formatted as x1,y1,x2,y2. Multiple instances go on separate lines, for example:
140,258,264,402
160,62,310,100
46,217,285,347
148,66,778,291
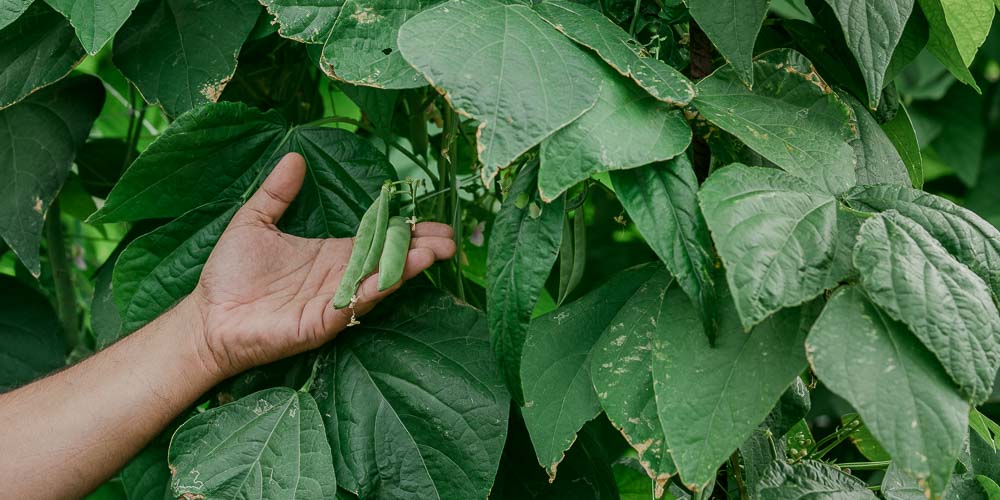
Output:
0,153,456,499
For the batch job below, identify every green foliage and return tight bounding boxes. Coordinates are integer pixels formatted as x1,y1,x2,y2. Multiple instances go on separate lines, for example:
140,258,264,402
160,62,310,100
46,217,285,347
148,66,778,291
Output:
4,0,1000,497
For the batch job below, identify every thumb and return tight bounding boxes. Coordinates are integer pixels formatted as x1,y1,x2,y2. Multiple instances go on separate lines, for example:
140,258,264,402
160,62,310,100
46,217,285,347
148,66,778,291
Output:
239,152,306,224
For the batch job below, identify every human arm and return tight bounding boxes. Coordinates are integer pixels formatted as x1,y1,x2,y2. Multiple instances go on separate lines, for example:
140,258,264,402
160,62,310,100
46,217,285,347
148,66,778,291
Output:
0,153,455,498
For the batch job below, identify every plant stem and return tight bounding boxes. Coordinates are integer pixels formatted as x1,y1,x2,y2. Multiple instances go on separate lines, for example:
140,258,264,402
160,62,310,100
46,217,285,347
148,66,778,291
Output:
628,0,642,37
836,460,891,471
443,105,465,301
45,200,78,350
729,451,749,500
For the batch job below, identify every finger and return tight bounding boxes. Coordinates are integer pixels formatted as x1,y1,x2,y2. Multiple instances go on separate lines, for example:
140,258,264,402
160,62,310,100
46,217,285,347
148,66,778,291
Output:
409,236,457,260
344,247,438,317
412,222,454,238
238,152,306,224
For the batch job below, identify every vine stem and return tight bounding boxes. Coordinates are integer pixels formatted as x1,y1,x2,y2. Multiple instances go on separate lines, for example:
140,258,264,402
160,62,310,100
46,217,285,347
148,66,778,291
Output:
443,105,465,301
45,200,78,350
688,20,714,182
835,460,891,471
628,0,642,36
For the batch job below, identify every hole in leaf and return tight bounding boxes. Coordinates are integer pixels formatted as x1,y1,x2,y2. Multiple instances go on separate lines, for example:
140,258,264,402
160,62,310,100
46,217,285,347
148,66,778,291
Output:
382,48,393,55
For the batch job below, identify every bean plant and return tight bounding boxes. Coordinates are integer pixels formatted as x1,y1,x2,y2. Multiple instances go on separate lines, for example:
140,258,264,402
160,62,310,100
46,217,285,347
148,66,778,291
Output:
2,0,1000,498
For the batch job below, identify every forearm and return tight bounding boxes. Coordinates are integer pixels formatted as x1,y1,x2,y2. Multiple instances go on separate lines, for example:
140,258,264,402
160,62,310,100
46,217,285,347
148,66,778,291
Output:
0,297,222,499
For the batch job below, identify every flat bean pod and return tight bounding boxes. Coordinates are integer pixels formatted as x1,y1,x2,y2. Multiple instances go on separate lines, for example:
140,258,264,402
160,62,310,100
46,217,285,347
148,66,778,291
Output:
360,184,391,279
332,187,387,308
377,216,411,291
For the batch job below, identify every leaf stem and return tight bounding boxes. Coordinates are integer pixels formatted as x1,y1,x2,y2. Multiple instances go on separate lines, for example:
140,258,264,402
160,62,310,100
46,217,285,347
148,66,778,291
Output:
45,200,78,350
443,104,465,301
628,0,642,37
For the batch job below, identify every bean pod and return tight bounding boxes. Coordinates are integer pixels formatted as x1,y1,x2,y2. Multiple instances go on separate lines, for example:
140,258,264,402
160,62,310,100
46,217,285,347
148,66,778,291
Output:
332,185,390,308
377,216,412,291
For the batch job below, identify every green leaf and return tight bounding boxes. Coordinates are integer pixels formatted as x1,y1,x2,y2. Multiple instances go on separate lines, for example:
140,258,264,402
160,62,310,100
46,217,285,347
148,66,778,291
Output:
853,210,1000,403
755,460,877,499
532,0,695,106
262,0,434,89
611,156,718,339
845,184,1000,299
653,285,816,491
842,92,910,187
880,103,924,188
808,287,969,498
0,0,32,30
522,263,667,480
698,164,843,330
112,0,259,116
91,257,122,349
0,1,86,110
976,476,1000,499
487,162,564,404
695,49,858,194
882,462,932,500
822,0,915,108
0,275,65,392
398,0,603,183
885,8,929,84
688,0,770,87
90,102,394,237
121,436,171,500
169,387,337,499
588,265,677,486
918,0,994,90
311,285,509,499
112,200,238,336
918,84,985,186
45,0,140,54
76,138,133,199
537,66,691,201
0,74,103,276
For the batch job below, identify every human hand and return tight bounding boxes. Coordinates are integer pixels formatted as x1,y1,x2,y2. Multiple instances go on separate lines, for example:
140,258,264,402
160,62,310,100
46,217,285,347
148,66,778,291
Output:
186,153,456,378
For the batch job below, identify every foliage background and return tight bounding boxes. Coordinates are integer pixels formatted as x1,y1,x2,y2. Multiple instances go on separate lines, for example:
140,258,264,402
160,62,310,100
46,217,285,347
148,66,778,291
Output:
2,0,1000,498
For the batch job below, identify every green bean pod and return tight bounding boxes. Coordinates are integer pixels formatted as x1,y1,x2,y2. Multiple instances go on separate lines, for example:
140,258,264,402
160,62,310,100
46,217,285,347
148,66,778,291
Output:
332,186,388,308
360,184,391,279
377,216,411,291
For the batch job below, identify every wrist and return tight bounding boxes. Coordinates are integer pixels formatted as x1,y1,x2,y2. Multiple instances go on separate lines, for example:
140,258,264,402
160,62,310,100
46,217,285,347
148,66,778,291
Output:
173,294,230,383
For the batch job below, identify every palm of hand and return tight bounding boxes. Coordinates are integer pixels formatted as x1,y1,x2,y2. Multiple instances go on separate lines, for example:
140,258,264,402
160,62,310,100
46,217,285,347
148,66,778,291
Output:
187,153,455,377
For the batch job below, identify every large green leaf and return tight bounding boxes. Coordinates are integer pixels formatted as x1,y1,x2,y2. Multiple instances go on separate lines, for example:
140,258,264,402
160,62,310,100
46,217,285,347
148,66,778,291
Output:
611,156,718,339
532,0,695,106
0,74,103,275
75,138,133,199
487,163,564,404
112,0,259,116
0,0,32,30
695,49,858,194
822,0,915,108
0,275,65,392
755,460,877,499
310,285,509,499
0,1,85,110
880,103,923,188
169,387,337,499
918,0,994,90
122,433,171,500
520,263,668,480
653,285,816,491
807,287,969,498
698,164,843,330
537,66,691,201
262,0,434,89
112,201,238,336
843,93,910,187
854,211,1000,403
687,0,770,87
90,102,393,236
45,0,140,54
845,184,1000,299
397,0,603,183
